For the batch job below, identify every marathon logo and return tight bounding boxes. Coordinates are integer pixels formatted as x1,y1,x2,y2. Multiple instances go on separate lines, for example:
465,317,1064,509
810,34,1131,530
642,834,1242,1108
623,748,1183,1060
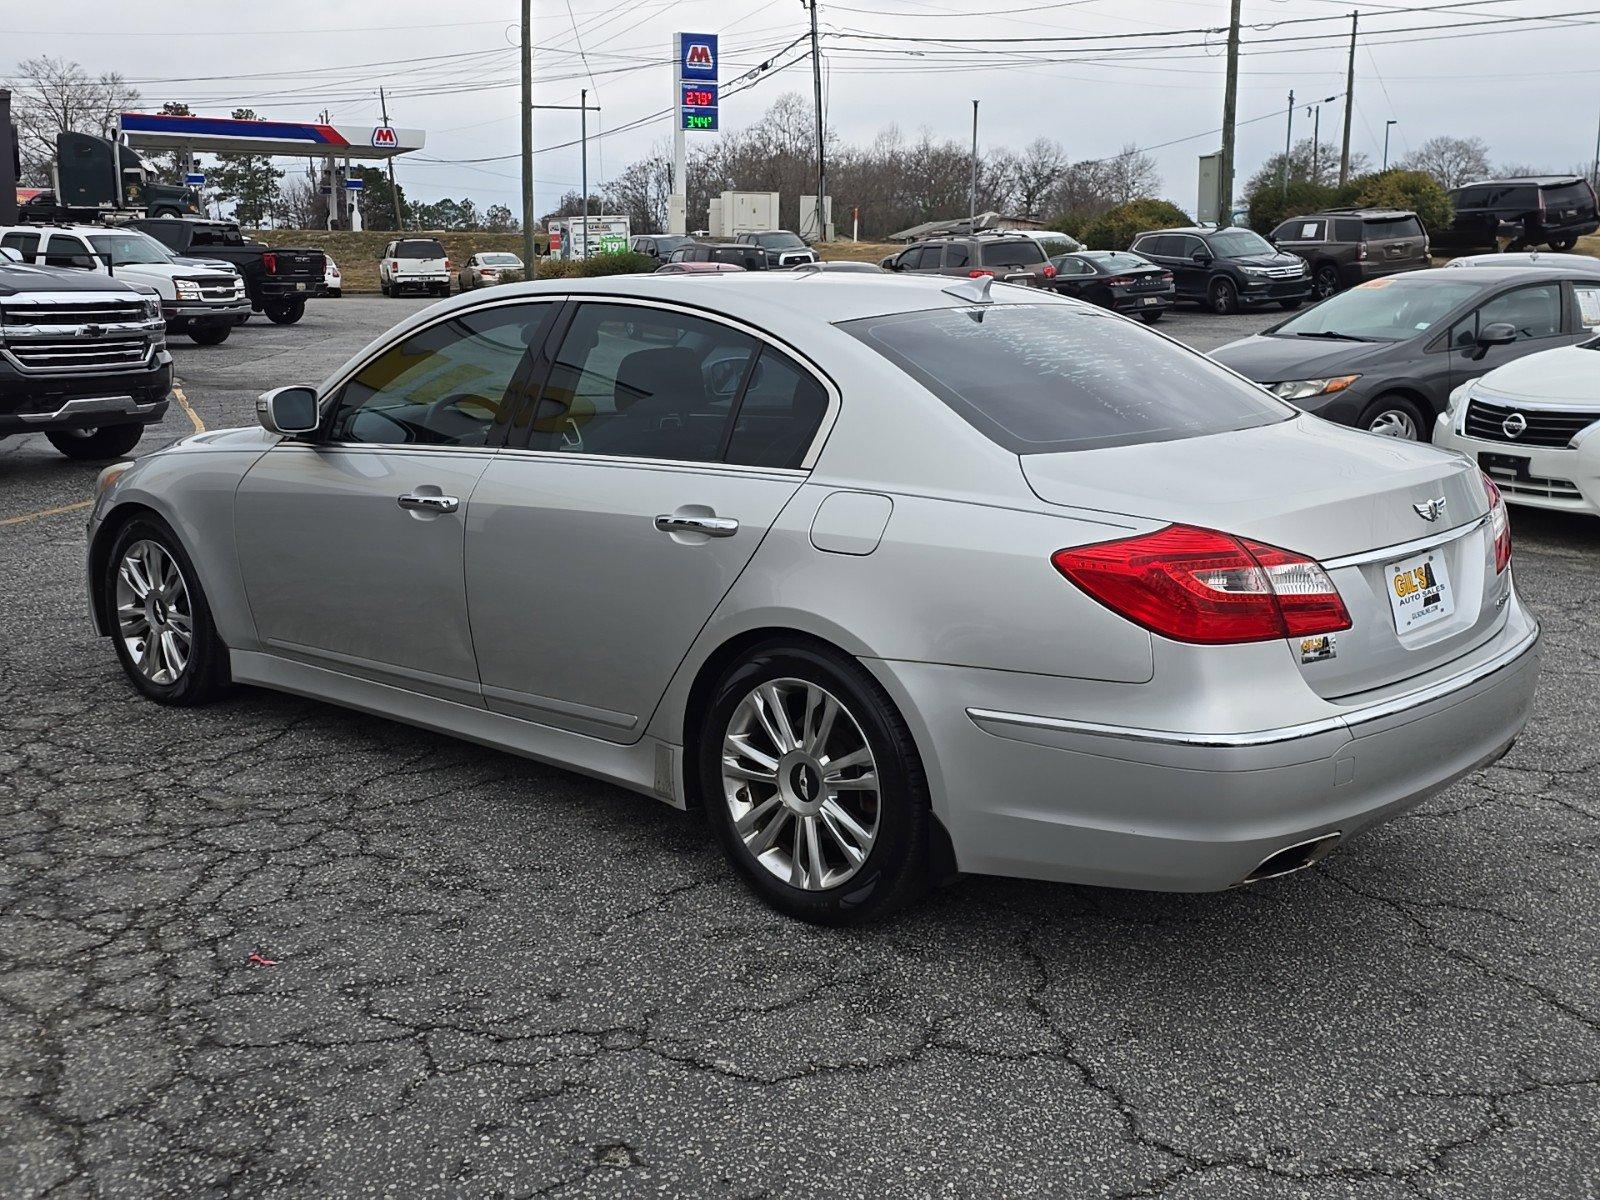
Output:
679,32,718,80
371,126,398,149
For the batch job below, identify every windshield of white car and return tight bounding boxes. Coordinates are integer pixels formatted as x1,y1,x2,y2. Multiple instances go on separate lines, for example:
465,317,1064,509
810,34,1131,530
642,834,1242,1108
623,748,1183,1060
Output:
1273,278,1480,343
86,232,174,266
843,303,1294,454
1208,229,1275,258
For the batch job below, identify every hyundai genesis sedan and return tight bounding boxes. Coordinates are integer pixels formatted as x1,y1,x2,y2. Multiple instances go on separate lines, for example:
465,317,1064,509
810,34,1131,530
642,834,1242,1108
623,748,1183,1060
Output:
86,274,1540,924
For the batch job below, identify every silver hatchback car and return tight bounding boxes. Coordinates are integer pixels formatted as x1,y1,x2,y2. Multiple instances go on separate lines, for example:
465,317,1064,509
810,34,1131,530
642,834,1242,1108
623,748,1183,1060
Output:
87,274,1540,923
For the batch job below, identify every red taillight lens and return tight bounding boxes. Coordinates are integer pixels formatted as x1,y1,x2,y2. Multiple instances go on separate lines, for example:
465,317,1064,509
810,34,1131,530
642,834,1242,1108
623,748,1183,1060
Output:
1052,524,1351,645
1482,471,1511,573
968,268,996,278
1104,274,1135,286
261,252,277,274
1041,264,1057,278
1161,271,1173,282
444,258,451,271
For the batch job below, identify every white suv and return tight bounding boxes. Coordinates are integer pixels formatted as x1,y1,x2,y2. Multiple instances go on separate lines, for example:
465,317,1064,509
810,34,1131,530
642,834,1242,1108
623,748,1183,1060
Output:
0,224,249,345
379,238,451,297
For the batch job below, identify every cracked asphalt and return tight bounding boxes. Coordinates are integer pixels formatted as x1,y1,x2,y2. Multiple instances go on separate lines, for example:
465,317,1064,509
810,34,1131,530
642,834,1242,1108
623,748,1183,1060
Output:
2,298,1597,1199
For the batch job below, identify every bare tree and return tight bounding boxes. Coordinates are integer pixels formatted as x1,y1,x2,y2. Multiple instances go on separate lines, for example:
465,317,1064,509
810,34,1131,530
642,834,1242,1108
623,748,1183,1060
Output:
1399,135,1492,188
1011,138,1067,219
4,56,141,184
273,175,321,229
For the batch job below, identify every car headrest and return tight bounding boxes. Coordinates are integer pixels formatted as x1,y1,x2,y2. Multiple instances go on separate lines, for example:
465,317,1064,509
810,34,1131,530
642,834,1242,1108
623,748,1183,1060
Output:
614,346,704,412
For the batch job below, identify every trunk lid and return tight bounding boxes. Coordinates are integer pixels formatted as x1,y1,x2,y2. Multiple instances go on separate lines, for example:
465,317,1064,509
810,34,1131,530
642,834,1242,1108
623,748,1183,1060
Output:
1022,416,1509,697
268,248,325,280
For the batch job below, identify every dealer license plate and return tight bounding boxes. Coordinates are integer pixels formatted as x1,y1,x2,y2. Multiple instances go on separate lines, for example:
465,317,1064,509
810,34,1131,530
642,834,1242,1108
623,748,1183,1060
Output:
1386,550,1455,634
1141,296,1161,306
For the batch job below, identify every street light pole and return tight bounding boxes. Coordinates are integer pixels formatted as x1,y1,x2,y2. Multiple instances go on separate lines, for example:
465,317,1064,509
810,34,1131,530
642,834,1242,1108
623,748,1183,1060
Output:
1219,0,1242,228
1281,90,1295,199
969,99,979,227
807,0,827,241
520,0,535,268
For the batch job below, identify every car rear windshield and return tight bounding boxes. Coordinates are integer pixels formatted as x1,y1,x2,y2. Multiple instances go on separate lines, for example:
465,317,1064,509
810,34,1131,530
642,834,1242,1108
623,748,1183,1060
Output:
1273,278,1479,342
1366,215,1424,238
396,240,445,258
1542,182,1595,210
841,303,1293,454
480,253,521,266
980,241,1046,268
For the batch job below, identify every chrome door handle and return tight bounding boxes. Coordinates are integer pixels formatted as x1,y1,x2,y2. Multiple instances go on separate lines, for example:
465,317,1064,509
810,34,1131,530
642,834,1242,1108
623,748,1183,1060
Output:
397,493,460,514
654,513,738,538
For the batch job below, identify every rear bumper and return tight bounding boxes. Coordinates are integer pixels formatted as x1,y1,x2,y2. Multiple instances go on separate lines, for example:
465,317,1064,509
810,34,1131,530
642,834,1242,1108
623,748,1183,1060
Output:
866,598,1540,891
255,280,325,300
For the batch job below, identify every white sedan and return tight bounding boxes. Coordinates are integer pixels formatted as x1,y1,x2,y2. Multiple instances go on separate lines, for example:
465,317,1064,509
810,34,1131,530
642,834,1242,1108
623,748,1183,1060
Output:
459,252,525,291
1436,336,1600,516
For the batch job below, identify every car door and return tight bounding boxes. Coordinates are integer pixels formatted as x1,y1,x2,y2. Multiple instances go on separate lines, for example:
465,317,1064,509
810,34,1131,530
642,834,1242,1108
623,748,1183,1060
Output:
465,299,833,742
1051,255,1096,299
1445,281,1571,392
233,299,559,704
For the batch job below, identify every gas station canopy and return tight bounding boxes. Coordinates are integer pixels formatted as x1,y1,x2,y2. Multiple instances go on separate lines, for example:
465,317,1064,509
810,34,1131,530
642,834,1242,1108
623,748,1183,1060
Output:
119,112,425,159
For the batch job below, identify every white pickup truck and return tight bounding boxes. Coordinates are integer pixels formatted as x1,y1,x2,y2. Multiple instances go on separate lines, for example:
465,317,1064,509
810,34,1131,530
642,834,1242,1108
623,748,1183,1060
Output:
379,238,451,297
0,223,249,345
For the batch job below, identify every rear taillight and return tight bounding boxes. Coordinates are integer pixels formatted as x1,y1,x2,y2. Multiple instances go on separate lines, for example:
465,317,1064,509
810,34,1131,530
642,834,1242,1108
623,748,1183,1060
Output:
968,268,996,278
1104,274,1135,286
1052,524,1352,645
261,252,277,274
1356,242,1368,262
1160,271,1174,283
1482,472,1511,573
1041,264,1057,279
444,258,451,271
391,260,400,272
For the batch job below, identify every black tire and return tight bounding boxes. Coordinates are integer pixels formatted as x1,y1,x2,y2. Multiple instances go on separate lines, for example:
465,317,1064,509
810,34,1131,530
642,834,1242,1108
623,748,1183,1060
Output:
1279,298,1303,311
46,424,144,460
1312,263,1341,299
1207,276,1238,315
1358,394,1431,442
101,516,231,706
1547,236,1577,252
188,321,232,346
380,279,392,297
697,640,931,925
1139,309,1164,324
264,297,305,325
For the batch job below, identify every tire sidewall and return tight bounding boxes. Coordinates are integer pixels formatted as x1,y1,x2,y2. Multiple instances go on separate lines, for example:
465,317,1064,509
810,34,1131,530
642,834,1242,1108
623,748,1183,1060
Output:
698,643,926,924
1360,395,1428,442
103,516,225,705
1209,277,1237,314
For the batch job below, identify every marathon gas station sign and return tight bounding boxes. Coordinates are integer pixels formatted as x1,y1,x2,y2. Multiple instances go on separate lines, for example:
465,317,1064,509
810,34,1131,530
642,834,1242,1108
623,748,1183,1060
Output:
677,34,719,132
118,112,424,158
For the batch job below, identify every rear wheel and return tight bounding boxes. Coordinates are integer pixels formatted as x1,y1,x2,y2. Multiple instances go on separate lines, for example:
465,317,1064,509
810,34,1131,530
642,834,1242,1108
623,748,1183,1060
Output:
1207,276,1238,315
103,518,230,706
1312,263,1340,299
380,279,392,297
188,321,232,346
1547,236,1577,251
264,297,305,325
46,425,144,460
699,641,931,925
1139,309,1164,324
1360,394,1429,442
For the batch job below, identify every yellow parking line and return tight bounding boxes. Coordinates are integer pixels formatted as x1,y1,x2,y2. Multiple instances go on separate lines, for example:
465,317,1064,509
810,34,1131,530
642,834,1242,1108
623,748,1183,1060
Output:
0,499,93,528
173,384,205,434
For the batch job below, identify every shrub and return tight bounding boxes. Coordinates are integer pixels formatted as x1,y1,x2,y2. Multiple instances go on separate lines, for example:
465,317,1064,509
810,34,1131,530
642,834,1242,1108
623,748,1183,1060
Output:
535,257,579,280
1246,180,1335,235
1332,169,1454,237
1080,198,1193,250
575,250,656,277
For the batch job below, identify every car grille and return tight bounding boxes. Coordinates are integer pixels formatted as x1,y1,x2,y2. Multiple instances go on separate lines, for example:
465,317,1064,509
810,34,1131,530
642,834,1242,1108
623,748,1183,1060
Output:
1259,265,1304,279
193,276,242,301
2,299,147,326
1465,398,1599,448
1487,470,1584,501
6,338,152,372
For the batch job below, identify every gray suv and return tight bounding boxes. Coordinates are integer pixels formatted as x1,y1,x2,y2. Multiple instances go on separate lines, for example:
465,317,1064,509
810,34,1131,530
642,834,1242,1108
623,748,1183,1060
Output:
882,234,1053,287
1270,209,1431,300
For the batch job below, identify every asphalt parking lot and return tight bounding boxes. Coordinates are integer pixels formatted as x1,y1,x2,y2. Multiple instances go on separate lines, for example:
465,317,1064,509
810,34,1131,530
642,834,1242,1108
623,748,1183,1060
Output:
2,296,1598,1199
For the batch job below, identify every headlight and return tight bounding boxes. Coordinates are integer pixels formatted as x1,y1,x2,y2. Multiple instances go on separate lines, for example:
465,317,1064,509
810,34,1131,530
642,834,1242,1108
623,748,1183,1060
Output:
94,461,134,498
1445,380,1474,419
1270,375,1361,401
141,297,162,320
1242,267,1270,277
174,280,202,301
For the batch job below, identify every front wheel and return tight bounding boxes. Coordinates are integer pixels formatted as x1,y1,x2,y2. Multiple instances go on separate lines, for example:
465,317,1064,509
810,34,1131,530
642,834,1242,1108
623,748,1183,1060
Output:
1207,276,1238,315
189,321,232,346
102,517,231,706
264,297,306,325
1360,395,1430,442
1279,298,1303,311
46,424,144,460
698,641,931,925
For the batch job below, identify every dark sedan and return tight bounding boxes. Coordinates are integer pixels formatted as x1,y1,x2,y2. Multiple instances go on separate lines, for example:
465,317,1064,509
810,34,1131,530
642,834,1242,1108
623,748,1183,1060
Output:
1212,266,1600,441
1047,250,1174,323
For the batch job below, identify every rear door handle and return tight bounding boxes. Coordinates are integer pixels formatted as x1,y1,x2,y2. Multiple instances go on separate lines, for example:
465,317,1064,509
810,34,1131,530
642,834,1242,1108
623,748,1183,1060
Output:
398,492,460,513
654,513,738,538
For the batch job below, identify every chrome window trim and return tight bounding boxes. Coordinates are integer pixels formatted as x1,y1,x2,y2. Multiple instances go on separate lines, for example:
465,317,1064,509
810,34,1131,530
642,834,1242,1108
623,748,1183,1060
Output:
313,292,842,470
968,621,1539,750
492,445,807,480
1321,513,1488,570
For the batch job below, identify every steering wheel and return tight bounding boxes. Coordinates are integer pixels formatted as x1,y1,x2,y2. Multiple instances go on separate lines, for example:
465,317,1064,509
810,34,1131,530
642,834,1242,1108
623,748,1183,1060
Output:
423,393,499,438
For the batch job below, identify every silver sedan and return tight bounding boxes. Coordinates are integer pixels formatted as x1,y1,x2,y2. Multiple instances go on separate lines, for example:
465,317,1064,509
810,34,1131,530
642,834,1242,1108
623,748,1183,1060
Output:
86,274,1540,924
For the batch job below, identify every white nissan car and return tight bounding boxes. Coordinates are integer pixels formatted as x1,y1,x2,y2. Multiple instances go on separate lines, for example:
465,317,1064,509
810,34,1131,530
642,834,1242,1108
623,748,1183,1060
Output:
1435,336,1600,516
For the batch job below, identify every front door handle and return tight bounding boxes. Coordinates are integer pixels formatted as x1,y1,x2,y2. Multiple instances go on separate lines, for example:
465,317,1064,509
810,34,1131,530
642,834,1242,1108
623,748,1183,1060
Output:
398,492,460,514
654,513,738,538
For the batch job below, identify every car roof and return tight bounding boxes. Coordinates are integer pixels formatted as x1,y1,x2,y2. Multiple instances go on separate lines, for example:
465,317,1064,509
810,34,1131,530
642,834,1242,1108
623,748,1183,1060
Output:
1367,265,1598,285
1457,176,1586,187
1303,208,1417,219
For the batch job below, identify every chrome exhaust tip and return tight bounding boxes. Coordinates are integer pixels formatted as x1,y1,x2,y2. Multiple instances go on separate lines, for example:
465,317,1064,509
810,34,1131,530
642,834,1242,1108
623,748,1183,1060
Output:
1237,831,1342,886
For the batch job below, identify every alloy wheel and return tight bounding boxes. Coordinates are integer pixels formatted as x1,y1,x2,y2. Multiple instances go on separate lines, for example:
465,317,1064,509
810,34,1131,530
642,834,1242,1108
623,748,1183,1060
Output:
720,678,881,891
1368,408,1420,440
114,540,194,685
1314,266,1339,299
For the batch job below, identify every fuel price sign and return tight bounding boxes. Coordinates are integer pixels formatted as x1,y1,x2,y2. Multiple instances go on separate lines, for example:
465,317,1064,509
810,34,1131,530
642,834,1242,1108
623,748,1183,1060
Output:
680,83,719,132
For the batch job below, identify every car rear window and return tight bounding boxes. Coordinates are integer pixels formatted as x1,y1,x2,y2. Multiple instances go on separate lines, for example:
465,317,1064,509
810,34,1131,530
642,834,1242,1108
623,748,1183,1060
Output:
980,241,1045,268
1366,215,1424,238
1542,182,1594,210
396,239,445,258
842,302,1292,454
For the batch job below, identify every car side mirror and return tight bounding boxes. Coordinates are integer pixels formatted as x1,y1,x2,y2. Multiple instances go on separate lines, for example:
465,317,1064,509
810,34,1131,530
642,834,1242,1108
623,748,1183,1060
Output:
256,385,320,436
1477,321,1517,348
1192,250,1213,264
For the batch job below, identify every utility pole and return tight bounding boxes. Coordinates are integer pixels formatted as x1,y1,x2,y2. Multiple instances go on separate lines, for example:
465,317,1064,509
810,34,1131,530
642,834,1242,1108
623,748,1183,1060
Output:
1383,119,1398,171
520,0,536,267
0,89,17,227
581,88,589,230
1282,90,1294,199
1311,104,1320,186
806,0,827,241
379,86,405,230
969,100,979,226
1592,100,1600,190
1339,10,1357,187
1218,0,1242,226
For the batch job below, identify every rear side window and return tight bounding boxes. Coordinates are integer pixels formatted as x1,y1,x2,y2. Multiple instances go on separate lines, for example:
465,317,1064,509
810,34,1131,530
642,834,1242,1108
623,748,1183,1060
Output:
981,241,1045,268
396,240,445,258
843,303,1292,454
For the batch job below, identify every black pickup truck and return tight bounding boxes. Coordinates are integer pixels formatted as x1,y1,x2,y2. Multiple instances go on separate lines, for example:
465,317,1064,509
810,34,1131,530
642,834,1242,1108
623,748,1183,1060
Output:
0,249,171,460
128,218,325,325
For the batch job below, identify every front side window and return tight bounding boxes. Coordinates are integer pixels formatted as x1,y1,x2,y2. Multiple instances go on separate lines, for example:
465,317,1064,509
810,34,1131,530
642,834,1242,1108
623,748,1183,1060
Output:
1275,278,1480,343
43,236,97,269
844,303,1292,454
326,303,550,447
1450,284,1564,347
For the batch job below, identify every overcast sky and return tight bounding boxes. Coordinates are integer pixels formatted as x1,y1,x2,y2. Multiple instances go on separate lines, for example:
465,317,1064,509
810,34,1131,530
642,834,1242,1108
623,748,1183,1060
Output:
9,0,1599,218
